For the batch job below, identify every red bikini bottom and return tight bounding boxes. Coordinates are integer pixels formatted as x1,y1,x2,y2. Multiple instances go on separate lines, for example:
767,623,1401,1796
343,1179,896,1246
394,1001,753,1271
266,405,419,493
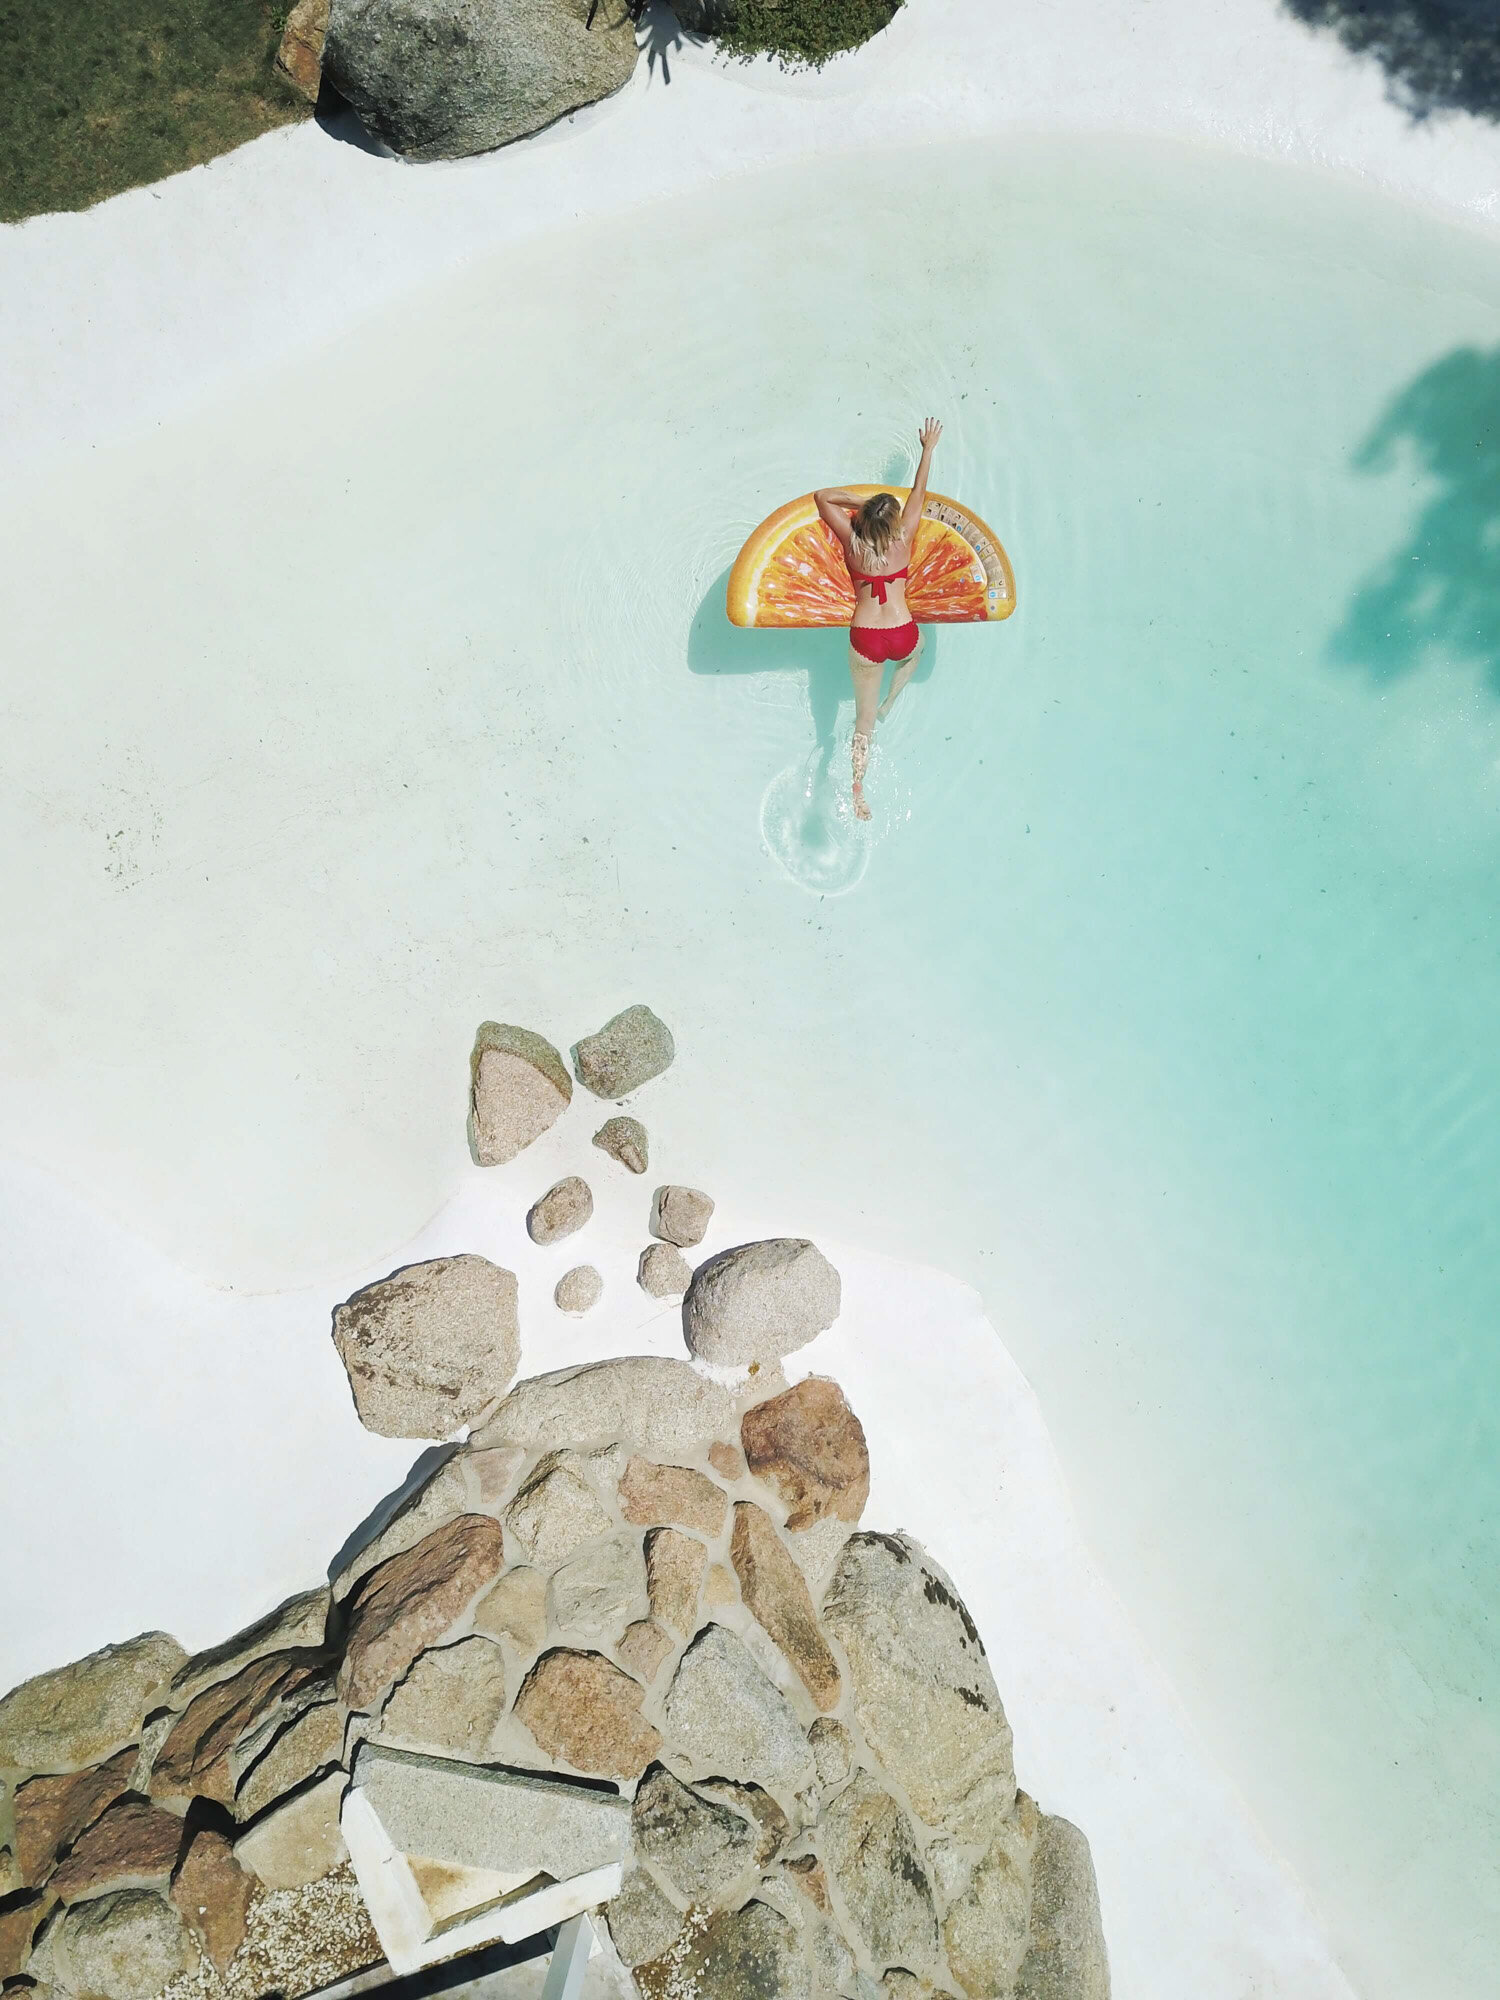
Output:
850,621,920,665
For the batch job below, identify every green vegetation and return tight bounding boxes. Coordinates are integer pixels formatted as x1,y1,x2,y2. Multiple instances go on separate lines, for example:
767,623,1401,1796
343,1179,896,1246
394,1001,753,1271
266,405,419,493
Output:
0,0,307,226
697,0,905,68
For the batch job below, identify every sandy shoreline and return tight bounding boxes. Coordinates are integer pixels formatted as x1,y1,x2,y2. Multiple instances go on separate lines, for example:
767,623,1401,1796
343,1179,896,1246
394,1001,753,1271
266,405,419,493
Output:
0,1140,1356,1999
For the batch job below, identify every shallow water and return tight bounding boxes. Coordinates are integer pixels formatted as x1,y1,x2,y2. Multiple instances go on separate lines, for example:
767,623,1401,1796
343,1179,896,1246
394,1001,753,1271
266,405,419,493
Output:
5,136,1500,1997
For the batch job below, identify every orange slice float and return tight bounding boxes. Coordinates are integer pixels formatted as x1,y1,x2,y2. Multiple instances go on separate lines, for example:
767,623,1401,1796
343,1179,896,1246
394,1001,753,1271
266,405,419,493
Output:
726,485,1015,628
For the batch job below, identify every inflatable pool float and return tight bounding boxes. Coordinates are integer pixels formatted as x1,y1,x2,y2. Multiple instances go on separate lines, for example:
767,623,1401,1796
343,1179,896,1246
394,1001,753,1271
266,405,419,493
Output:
726,485,1015,628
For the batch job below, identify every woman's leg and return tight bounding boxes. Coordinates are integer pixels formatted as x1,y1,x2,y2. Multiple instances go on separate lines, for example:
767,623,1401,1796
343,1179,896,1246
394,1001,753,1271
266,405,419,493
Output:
849,648,882,820
877,629,925,719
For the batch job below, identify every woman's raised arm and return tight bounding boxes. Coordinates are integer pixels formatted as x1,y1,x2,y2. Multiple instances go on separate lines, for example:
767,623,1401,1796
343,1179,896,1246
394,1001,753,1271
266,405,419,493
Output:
899,419,943,540
815,488,861,547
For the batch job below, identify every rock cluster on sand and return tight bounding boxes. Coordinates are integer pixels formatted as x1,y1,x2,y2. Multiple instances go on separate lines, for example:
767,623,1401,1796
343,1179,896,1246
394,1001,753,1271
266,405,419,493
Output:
637,1242,692,1301
555,1265,604,1315
323,0,640,163
650,1184,714,1249
594,1115,649,1175
528,1176,594,1245
1,1341,1107,2000
573,1004,676,1100
467,1021,573,1166
683,1237,842,1368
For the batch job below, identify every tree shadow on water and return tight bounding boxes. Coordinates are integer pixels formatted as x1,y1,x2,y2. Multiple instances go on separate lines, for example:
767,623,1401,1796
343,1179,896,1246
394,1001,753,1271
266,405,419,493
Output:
1283,1,1500,121
1333,344,1500,696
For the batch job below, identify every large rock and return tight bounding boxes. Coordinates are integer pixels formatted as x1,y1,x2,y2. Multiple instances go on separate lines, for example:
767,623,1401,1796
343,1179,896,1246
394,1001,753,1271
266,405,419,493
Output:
47,1800,186,1902
683,1239,841,1368
353,1740,630,1879
821,1535,1014,1832
171,1588,331,1705
1014,1815,1110,2000
331,1255,519,1440
325,0,640,164
650,1184,715,1248
528,1175,593,1244
338,1515,506,1711
740,1376,870,1533
573,1004,675,1099
466,1020,572,1165
942,1794,1040,2000
604,1865,683,1969
619,1455,727,1536
821,1771,939,1977
513,1650,662,1779
638,1241,692,1300
549,1535,645,1643
730,1503,841,1712
0,1893,43,1981
662,1626,812,1795
644,1527,708,1637
555,1264,604,1315
631,1765,758,1907
505,1452,613,1566
12,1749,137,1885
234,1771,348,1890
475,1355,736,1458
593,1115,648,1175
0,1632,186,1776
30,1887,199,1999
331,1457,469,1603
151,1652,327,1807
637,1899,811,2000
170,1828,256,1973
234,1699,345,1820
376,1637,510,1759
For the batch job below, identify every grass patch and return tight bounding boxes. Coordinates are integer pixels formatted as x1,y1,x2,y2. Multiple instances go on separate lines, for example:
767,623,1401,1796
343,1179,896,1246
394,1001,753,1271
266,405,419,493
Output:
0,0,308,225
695,0,904,67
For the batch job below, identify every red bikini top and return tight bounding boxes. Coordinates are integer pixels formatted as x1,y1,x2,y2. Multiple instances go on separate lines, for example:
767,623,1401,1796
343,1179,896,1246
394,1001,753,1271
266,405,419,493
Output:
848,564,910,605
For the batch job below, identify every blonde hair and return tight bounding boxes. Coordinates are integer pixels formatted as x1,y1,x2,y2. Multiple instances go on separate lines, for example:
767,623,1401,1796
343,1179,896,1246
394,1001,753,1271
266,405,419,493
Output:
851,492,902,562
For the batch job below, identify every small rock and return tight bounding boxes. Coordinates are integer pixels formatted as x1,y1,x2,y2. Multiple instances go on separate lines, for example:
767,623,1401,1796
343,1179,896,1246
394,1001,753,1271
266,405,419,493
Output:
694,1780,791,1868
783,1852,832,1915
705,1564,738,1608
472,1566,550,1656
823,1534,1015,1832
593,1115,649,1175
740,1375,870,1532
172,1589,331,1707
353,1740,630,1880
332,1458,468,1604
331,1255,520,1440
170,1829,255,1973
683,1238,841,1367
573,1004,675,1099
662,1626,813,1794
808,1716,854,1793
0,1633,186,1776
554,1264,603,1315
475,1356,736,1458
468,1021,572,1166
338,1515,506,1712
0,1891,44,1980
786,1515,853,1599
942,1794,1040,1999
234,1771,348,1891
274,0,329,102
549,1535,644,1644
234,1701,345,1821
822,1771,940,1976
377,1637,510,1760
528,1175,593,1245
1014,1813,1110,2000
605,1865,683,1969
505,1453,613,1567
31,1887,199,1999
632,1765,759,1907
152,1653,327,1807
615,1619,673,1683
637,1241,693,1300
644,1528,708,1637
619,1456,727,1536
12,1749,137,1885
465,1443,529,1510
513,1650,662,1780
47,1800,185,1903
730,1503,841,1712
639,1898,810,2000
650,1184,715,1248
708,1440,745,1481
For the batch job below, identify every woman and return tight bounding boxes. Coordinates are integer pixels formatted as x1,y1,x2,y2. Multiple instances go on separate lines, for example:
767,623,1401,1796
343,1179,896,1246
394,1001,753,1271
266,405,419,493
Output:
815,417,942,820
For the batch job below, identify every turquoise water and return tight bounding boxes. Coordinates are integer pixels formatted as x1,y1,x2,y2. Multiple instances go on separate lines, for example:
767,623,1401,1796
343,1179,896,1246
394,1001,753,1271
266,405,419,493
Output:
6,134,1500,1997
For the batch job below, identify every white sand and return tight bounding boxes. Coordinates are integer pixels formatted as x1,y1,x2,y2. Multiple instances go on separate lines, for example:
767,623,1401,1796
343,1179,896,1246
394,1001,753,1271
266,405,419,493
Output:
0,1134,1356,2000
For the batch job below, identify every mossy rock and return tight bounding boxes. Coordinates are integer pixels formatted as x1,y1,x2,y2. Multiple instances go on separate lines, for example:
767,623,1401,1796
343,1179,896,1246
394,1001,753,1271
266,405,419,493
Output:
676,0,903,67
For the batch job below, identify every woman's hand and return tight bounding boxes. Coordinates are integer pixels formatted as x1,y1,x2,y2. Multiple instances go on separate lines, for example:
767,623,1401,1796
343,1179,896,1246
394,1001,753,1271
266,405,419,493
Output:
919,417,943,451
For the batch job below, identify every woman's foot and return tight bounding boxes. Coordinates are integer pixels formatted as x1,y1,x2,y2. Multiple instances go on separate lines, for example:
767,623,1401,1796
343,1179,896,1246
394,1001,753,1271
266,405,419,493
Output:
853,782,872,821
